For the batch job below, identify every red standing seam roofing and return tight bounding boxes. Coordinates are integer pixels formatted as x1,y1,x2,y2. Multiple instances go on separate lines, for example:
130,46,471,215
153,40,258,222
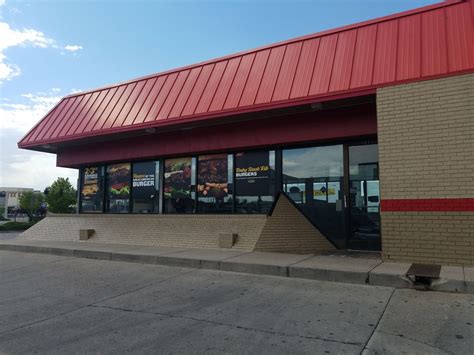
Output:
19,0,474,149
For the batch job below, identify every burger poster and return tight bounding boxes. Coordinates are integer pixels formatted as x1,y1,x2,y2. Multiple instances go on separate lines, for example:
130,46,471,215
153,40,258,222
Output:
81,167,100,200
107,163,131,198
197,154,228,199
164,158,192,199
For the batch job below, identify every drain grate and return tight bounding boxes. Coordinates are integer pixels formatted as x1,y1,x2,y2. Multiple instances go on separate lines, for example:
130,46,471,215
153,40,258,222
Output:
406,263,441,287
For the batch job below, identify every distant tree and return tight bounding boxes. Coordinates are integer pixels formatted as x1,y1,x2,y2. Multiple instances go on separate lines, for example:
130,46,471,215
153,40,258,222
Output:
19,191,45,220
45,178,77,213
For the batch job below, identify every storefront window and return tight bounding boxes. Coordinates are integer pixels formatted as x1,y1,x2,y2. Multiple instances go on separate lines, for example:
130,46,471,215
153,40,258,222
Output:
283,145,346,248
235,150,275,213
80,166,104,213
132,161,160,213
163,157,195,213
197,154,233,213
106,163,131,213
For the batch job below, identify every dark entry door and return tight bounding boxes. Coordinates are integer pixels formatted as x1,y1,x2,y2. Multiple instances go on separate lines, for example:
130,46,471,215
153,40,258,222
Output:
347,144,381,251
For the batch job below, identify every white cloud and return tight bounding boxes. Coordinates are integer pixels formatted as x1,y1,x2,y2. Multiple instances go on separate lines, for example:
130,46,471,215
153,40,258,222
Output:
0,90,78,190
0,21,55,82
0,0,5,7
0,90,62,132
0,21,83,82
63,44,83,52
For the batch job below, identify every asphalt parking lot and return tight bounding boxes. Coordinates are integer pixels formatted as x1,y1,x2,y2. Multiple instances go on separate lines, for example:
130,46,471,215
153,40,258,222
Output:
0,251,472,354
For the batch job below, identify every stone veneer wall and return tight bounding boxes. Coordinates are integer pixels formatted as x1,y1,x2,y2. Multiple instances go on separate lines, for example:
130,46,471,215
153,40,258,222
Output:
377,73,474,266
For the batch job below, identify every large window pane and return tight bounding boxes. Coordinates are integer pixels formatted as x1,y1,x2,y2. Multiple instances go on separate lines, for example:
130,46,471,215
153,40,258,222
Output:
348,144,380,250
283,145,345,248
106,163,131,213
80,166,103,213
198,154,233,213
132,161,160,213
235,150,275,214
163,157,195,213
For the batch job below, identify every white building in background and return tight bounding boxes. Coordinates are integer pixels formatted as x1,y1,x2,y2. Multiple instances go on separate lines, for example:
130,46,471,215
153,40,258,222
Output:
0,187,34,216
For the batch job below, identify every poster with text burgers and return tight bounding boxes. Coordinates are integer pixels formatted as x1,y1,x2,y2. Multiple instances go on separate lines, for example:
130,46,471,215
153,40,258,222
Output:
133,162,155,199
235,151,271,196
198,154,228,199
82,167,100,200
108,163,131,198
164,158,192,198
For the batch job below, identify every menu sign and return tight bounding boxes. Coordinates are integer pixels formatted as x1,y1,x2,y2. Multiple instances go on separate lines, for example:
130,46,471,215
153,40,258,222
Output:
235,151,272,195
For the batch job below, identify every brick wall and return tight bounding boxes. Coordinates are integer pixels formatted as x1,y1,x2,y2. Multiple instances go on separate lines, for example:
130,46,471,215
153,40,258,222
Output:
377,73,474,266
20,214,267,251
20,195,335,254
254,194,336,254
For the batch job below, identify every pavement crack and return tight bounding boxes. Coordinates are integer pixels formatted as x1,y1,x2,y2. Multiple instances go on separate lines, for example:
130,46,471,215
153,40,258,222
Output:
359,287,395,355
376,330,454,355
88,268,198,307
0,256,73,274
89,304,364,347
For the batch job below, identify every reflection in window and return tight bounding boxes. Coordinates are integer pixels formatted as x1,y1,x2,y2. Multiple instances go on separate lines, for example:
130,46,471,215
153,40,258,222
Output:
283,145,346,248
106,163,131,213
163,157,195,213
81,166,103,213
349,144,380,250
132,161,160,213
235,150,275,214
197,154,233,213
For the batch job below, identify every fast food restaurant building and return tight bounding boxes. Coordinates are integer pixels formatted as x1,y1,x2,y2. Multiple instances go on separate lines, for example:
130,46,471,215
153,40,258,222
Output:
19,0,474,266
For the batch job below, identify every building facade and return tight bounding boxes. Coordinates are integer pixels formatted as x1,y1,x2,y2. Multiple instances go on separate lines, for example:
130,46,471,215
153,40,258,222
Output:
19,0,474,265
0,187,34,216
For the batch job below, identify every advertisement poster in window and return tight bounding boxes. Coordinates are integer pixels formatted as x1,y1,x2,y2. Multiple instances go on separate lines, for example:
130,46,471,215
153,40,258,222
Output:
108,163,131,198
235,151,271,195
164,158,192,199
81,167,100,200
132,162,155,199
198,154,228,199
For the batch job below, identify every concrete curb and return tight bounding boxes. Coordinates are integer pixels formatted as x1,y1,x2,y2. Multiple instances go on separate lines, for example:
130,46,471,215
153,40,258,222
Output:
1,243,472,294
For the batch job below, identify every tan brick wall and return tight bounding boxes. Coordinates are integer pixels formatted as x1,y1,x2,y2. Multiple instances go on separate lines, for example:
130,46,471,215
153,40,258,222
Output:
19,214,267,251
20,195,336,254
382,212,474,266
254,194,336,254
377,73,474,266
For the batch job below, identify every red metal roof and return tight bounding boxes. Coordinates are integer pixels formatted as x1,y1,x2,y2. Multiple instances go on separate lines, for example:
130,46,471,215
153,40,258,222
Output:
19,0,474,149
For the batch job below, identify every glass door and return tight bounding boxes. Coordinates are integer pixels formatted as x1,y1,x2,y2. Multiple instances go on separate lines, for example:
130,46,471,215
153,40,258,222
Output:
282,145,347,249
347,144,381,251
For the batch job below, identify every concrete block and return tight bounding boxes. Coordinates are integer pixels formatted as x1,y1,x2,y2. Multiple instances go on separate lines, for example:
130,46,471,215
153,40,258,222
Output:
289,255,381,285
431,266,466,293
218,233,237,248
110,253,158,265
79,229,95,240
219,261,288,277
369,262,413,288
154,255,201,269
462,266,474,294
73,249,111,260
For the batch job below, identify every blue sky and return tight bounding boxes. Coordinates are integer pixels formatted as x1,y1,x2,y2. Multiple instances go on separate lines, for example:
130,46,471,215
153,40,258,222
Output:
0,0,439,190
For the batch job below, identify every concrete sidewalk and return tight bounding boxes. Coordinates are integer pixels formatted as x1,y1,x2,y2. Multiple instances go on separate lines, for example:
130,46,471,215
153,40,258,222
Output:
0,239,472,294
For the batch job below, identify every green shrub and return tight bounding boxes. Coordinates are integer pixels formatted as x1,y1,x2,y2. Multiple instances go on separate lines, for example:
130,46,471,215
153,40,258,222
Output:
0,221,36,231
